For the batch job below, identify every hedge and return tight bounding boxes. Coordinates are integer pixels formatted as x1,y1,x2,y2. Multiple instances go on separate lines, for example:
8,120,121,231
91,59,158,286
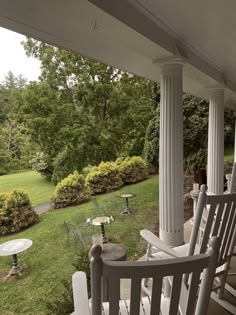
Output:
52,171,91,209
86,161,123,194
117,156,149,184
0,189,38,235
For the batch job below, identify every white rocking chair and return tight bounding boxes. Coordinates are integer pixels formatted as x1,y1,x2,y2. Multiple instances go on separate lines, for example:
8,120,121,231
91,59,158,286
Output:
141,185,236,314
72,238,219,315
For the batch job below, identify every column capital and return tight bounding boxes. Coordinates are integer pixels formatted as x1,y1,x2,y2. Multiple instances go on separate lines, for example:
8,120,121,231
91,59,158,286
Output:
153,56,185,69
207,84,225,98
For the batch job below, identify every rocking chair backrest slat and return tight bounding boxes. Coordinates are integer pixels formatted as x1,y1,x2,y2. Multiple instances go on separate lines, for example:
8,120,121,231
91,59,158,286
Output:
185,271,201,315
188,187,207,256
169,274,182,314
90,237,219,315
130,278,142,315
222,207,236,261
205,192,236,265
220,203,234,257
211,202,227,237
199,202,217,253
150,275,162,314
189,186,236,266
108,278,120,314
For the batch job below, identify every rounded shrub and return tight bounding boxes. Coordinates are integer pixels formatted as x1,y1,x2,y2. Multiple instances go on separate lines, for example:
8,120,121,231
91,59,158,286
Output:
86,161,123,194
117,156,149,184
0,189,38,235
52,171,91,208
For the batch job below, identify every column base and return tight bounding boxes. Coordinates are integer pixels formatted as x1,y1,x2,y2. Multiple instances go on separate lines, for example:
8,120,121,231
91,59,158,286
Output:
160,229,184,247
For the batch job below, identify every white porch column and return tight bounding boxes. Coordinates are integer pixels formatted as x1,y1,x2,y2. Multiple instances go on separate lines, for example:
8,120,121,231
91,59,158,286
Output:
207,87,224,194
157,57,184,246
234,119,236,162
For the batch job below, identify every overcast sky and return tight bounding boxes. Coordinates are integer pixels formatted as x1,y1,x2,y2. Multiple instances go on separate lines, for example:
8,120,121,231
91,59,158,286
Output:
0,27,41,83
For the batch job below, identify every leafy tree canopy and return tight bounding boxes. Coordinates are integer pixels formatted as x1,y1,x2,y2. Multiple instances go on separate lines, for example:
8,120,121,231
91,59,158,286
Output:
14,39,154,182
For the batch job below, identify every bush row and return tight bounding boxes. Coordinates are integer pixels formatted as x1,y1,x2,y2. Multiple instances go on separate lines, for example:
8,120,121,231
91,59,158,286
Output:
0,189,39,235
52,171,91,209
52,156,149,208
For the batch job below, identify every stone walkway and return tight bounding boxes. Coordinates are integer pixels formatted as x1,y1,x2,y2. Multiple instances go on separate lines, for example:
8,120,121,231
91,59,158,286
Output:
34,202,52,215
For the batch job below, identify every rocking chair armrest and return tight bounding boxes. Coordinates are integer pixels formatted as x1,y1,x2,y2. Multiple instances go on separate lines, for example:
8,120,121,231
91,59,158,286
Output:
72,271,90,315
140,229,178,258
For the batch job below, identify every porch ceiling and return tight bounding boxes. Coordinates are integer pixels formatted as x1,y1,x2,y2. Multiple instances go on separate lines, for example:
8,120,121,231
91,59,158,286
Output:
0,0,236,109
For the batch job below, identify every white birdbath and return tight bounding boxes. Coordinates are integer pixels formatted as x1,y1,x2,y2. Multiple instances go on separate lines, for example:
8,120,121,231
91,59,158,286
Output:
0,239,33,276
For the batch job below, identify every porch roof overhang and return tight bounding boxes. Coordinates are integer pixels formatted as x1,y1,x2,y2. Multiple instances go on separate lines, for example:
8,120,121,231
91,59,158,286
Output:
0,0,236,109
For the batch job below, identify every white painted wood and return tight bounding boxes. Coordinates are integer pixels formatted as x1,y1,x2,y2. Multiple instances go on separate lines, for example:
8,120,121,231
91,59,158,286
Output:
72,271,90,315
141,186,236,314
2,1,236,111
207,87,224,195
158,57,184,246
72,241,219,315
140,229,178,258
235,121,236,163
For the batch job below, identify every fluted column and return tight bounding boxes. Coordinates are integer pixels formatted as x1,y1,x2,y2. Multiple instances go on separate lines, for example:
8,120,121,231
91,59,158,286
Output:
157,57,184,246
234,119,236,162
207,87,224,194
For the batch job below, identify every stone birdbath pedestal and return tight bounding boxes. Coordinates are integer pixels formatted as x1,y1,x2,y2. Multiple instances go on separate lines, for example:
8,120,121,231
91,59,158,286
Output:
120,193,134,215
86,215,114,243
0,239,33,276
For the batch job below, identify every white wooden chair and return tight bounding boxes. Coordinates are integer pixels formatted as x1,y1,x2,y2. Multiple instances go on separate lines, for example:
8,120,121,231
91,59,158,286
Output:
141,185,236,314
72,238,219,315
223,162,236,298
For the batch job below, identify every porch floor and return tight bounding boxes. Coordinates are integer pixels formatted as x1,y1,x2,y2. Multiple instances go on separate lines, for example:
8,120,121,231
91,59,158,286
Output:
120,220,236,314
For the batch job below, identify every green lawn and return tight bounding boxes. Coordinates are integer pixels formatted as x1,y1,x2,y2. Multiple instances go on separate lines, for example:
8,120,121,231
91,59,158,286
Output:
0,171,55,206
224,147,234,163
0,176,159,315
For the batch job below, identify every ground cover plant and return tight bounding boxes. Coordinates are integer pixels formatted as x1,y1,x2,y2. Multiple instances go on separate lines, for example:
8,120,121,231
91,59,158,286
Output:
52,171,91,208
118,156,149,184
0,189,38,235
224,147,234,163
0,171,55,206
0,175,158,315
86,161,123,194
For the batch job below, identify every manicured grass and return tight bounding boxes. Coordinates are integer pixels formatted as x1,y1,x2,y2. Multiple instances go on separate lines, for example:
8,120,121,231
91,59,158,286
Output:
0,171,55,206
0,176,159,315
224,147,234,163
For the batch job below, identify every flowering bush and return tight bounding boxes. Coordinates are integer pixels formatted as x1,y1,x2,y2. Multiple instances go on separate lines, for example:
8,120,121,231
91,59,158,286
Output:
86,161,123,194
0,189,38,235
117,156,149,184
52,171,91,208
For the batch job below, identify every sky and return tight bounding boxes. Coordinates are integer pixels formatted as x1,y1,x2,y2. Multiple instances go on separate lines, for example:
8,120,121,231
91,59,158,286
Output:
0,27,41,83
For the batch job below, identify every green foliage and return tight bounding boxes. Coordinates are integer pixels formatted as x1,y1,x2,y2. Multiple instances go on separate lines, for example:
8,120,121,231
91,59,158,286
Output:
46,248,90,315
0,189,38,235
0,176,158,314
117,156,149,184
46,279,74,315
52,147,89,184
52,171,91,208
30,151,51,180
30,154,47,169
12,39,155,180
86,161,123,194
0,72,36,173
143,108,160,171
0,141,12,175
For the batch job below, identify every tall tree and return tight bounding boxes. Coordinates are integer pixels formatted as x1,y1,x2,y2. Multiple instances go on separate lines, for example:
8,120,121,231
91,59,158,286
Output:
14,39,154,182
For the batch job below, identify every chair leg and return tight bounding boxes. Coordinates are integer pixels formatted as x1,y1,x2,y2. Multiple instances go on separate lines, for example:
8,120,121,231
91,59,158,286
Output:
218,274,227,299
